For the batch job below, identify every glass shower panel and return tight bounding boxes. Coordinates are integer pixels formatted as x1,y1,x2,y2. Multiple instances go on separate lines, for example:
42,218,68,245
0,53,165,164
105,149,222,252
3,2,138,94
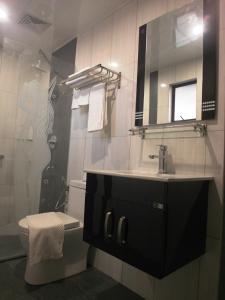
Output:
0,0,54,261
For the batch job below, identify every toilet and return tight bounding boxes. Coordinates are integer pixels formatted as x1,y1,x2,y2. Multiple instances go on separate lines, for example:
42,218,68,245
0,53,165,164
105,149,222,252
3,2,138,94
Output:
18,180,88,285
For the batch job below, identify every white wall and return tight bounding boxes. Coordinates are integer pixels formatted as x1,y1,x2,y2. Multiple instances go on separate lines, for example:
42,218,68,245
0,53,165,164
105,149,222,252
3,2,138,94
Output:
67,0,225,299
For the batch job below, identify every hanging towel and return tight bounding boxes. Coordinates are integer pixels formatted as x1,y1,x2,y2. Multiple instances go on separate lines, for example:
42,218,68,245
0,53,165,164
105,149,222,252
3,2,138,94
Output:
88,83,106,132
71,89,80,110
77,88,90,106
26,212,64,265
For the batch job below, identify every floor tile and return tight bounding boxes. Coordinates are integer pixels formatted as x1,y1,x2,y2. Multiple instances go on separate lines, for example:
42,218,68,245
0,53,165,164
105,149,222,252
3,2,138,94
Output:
0,258,143,300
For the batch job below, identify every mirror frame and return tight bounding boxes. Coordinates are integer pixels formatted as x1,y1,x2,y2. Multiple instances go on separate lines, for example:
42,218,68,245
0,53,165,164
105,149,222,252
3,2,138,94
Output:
135,0,218,127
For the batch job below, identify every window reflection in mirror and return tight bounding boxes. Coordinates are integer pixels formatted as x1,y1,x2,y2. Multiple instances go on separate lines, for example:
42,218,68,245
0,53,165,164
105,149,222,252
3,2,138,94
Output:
142,0,203,125
171,80,197,122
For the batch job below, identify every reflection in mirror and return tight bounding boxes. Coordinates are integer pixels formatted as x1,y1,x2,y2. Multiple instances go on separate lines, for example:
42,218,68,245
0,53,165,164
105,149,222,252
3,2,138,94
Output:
171,80,197,122
143,0,203,125
135,0,218,128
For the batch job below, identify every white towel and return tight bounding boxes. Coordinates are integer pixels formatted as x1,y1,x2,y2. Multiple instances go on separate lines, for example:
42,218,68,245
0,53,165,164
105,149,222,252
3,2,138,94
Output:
77,88,90,106
71,89,80,110
26,212,64,265
88,83,106,132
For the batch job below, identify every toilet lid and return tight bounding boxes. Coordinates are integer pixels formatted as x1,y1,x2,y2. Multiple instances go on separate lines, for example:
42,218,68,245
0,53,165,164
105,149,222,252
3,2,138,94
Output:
19,212,80,234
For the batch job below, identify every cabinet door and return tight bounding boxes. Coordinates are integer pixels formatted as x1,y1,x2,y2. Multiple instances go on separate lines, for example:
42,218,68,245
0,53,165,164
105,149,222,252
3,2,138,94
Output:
84,174,167,277
111,176,167,278
83,174,118,255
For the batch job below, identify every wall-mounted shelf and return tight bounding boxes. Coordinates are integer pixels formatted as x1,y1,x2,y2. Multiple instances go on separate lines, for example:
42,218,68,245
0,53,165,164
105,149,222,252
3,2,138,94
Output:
62,64,121,90
129,123,207,139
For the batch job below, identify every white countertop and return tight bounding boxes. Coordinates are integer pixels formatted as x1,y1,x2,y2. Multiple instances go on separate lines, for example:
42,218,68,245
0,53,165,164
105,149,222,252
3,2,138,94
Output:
84,169,213,182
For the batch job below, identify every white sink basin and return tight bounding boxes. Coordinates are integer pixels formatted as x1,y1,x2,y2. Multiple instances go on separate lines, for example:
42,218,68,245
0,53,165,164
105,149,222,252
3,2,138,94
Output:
84,169,213,182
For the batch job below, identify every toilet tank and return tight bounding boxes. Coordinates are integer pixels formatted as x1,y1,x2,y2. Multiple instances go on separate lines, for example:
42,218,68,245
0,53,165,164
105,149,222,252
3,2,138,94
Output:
67,180,86,223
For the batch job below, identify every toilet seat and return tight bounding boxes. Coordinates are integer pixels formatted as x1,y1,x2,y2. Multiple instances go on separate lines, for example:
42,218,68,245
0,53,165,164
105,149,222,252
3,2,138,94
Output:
19,212,80,235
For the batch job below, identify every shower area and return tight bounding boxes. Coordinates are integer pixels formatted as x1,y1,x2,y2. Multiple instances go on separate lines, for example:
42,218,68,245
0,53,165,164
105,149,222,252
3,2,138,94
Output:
0,0,75,261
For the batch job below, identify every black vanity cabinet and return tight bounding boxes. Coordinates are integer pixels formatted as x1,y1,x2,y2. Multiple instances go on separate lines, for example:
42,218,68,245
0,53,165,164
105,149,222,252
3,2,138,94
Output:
83,173,209,279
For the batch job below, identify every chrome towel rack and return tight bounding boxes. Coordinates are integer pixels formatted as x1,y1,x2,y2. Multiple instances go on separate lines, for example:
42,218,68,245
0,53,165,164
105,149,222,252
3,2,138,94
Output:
62,64,121,90
129,122,207,139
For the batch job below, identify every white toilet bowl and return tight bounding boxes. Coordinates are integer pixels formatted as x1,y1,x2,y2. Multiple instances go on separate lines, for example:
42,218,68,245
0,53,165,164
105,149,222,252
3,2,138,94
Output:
18,180,88,285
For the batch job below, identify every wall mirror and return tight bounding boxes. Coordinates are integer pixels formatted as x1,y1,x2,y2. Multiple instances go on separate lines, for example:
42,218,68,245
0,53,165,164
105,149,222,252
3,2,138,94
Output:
135,0,217,127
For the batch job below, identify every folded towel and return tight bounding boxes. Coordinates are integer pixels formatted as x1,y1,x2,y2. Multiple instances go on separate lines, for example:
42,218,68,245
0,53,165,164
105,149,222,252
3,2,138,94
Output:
88,83,106,132
26,212,64,265
77,88,90,106
71,89,80,110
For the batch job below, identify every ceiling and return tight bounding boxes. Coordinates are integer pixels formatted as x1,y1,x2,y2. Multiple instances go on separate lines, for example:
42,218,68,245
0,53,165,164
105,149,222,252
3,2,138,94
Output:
0,0,130,52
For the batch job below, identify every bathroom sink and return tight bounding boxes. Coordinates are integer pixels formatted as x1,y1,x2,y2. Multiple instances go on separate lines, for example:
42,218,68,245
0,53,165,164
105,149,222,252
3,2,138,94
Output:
84,169,213,182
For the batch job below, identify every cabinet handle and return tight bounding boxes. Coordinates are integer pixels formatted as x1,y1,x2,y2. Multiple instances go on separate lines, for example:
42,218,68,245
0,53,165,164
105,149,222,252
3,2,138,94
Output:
117,216,127,245
104,211,113,239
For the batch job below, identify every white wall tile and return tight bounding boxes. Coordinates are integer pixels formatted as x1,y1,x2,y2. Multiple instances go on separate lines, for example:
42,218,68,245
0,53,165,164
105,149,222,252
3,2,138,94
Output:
162,137,205,175
70,107,88,139
205,131,224,189
198,238,221,300
220,0,225,31
90,248,123,282
207,182,223,240
104,136,131,170
84,137,106,170
137,0,167,27
129,135,143,170
129,134,207,175
67,138,86,181
132,54,138,123
76,31,93,71
111,0,138,66
129,135,163,173
107,63,135,137
167,0,195,12
92,16,113,66
122,263,155,299
155,260,199,300
205,130,224,239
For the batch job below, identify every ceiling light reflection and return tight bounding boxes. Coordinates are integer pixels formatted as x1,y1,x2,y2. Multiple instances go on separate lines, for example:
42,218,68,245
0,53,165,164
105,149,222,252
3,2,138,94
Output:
0,7,8,22
109,61,119,68
192,23,204,36
160,83,167,88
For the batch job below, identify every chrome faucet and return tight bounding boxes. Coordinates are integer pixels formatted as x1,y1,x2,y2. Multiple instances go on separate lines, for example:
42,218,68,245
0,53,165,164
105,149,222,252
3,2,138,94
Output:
149,145,168,174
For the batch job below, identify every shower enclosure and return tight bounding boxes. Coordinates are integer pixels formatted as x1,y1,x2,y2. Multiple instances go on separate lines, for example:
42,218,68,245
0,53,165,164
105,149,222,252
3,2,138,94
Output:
0,0,74,261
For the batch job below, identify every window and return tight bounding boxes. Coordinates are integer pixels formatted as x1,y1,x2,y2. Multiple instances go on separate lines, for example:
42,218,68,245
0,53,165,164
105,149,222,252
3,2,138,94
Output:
171,80,197,122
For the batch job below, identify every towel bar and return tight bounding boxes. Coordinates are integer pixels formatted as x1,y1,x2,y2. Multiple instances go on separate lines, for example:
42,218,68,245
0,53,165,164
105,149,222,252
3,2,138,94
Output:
61,64,121,90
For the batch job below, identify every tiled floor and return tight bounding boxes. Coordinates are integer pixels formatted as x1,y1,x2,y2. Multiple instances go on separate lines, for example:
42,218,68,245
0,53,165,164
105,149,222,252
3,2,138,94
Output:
0,235,25,262
0,224,25,262
0,258,143,300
